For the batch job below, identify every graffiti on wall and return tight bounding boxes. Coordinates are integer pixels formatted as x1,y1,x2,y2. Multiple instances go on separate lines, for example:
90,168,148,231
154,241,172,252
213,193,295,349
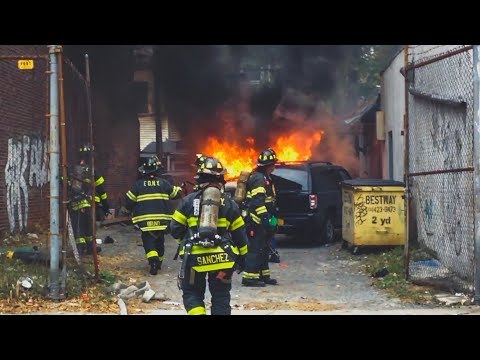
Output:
4,135,49,232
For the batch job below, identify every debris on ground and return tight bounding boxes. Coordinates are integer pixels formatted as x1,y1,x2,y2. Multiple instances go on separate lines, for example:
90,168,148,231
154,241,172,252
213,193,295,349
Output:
18,277,33,289
434,293,473,306
241,300,338,311
118,298,128,315
104,236,115,244
372,267,389,278
109,280,168,303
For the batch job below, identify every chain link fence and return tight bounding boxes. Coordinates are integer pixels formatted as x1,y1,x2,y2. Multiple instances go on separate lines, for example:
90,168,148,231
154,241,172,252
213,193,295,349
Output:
406,46,475,293
62,56,103,271
63,57,90,165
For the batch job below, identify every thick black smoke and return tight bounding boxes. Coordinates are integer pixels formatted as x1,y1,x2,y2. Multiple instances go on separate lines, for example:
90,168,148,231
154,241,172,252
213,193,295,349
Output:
153,45,245,138
283,45,345,95
153,45,358,149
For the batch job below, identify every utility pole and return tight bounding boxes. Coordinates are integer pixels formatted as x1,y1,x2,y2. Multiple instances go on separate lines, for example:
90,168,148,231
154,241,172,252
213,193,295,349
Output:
47,45,61,300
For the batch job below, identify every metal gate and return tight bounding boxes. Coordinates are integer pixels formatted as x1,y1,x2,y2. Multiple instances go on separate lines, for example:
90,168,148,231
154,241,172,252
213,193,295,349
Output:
405,45,475,293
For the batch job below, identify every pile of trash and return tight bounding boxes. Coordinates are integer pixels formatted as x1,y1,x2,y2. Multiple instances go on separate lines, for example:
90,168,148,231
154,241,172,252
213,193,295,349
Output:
108,281,169,315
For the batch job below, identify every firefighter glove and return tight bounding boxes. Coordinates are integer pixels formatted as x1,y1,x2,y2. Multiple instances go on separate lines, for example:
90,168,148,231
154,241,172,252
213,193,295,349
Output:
261,215,278,234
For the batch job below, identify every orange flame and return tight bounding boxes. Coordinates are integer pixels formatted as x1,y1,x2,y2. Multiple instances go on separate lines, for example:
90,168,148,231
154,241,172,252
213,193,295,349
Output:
274,130,324,161
201,130,324,180
203,137,258,180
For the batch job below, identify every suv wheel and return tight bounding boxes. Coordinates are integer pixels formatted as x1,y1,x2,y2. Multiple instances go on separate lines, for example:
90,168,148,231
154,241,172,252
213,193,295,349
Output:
322,216,335,243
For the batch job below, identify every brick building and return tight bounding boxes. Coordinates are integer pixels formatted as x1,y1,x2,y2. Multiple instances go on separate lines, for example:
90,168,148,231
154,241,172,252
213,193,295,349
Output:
0,45,50,234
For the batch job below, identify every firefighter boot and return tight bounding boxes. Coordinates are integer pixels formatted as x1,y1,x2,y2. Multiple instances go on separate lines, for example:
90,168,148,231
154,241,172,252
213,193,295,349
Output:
269,250,281,263
77,243,87,256
241,278,266,287
148,257,161,275
85,241,102,255
260,276,278,285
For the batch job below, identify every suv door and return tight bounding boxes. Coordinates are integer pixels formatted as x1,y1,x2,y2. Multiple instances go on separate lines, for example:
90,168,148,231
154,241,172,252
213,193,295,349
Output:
311,167,344,228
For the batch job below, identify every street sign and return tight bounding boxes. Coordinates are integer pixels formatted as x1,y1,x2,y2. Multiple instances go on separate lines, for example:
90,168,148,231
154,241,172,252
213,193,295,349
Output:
18,59,34,70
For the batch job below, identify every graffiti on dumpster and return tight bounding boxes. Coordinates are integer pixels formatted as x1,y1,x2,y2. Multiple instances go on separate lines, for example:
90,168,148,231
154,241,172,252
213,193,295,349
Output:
354,194,367,225
4,135,49,232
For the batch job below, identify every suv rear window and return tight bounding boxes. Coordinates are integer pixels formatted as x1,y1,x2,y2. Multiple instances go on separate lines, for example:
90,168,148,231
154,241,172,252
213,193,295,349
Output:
272,168,309,191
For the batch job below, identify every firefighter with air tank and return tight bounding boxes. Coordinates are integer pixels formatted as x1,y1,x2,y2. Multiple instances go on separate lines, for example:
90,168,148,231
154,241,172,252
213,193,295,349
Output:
170,156,248,315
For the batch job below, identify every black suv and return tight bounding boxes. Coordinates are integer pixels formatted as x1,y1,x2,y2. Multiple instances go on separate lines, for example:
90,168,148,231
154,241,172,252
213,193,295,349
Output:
271,161,351,244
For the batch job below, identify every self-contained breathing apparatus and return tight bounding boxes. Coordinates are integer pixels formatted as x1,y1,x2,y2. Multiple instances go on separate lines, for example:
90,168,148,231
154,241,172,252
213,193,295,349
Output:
233,170,250,204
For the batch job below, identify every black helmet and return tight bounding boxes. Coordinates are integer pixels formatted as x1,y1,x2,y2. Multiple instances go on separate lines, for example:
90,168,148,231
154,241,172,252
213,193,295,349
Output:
257,148,277,166
79,143,93,154
193,153,208,168
138,155,162,175
196,157,226,183
78,143,93,162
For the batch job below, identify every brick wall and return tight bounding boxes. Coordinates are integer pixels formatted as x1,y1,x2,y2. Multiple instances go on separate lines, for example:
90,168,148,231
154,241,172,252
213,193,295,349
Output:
0,45,49,233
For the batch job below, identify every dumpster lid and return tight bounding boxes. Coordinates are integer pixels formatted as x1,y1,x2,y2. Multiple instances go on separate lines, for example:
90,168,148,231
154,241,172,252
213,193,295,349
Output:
342,179,405,187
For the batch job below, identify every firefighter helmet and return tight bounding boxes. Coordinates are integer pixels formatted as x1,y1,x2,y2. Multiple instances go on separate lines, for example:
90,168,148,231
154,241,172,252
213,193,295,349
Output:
257,148,278,166
138,155,162,175
79,143,93,154
196,157,226,183
78,143,93,162
193,153,208,168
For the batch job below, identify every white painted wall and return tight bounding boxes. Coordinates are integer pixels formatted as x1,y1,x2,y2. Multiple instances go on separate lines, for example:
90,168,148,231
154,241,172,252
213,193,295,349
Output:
381,49,406,181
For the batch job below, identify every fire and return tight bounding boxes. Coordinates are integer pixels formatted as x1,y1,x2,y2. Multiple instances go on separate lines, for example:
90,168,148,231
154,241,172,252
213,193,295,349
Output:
201,130,324,180
274,130,324,161
203,137,257,180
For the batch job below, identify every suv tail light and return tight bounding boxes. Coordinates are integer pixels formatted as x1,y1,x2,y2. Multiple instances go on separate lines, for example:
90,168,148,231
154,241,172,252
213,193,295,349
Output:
309,194,317,209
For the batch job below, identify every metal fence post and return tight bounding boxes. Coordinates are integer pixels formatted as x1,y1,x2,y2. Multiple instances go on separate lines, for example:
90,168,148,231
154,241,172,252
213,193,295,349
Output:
403,45,410,279
48,45,61,300
473,46,480,303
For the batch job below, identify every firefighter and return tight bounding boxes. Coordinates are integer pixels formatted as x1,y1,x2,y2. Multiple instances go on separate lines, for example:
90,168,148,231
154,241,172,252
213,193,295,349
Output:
242,148,279,287
170,157,248,315
68,143,109,255
123,155,183,275
78,144,110,221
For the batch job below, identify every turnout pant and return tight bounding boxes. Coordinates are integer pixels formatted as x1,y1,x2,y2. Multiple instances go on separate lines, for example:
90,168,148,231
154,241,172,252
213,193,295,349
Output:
181,268,233,315
70,207,93,244
242,224,271,281
141,230,165,262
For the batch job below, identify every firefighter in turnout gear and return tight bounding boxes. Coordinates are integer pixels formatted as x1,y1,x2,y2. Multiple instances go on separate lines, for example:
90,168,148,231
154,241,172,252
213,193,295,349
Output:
242,148,279,287
170,157,248,315
68,143,109,255
78,144,110,221
124,155,182,275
